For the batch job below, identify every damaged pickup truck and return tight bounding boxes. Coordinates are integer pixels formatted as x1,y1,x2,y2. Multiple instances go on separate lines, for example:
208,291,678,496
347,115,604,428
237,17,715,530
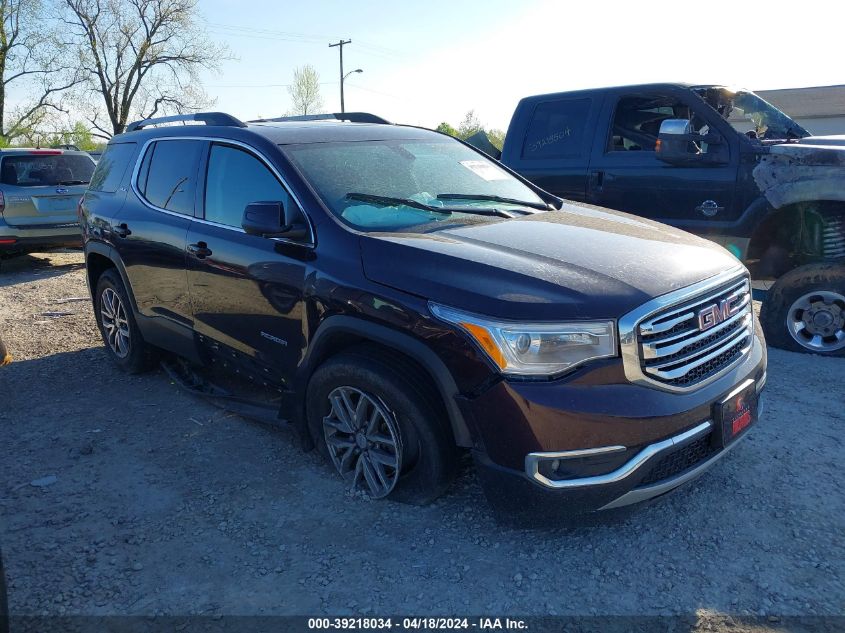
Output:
489,83,845,355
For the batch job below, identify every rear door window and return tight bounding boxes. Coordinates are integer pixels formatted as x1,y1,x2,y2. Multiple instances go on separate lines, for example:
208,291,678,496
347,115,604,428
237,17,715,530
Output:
521,98,592,160
89,143,137,192
136,140,203,215
0,153,95,187
204,143,290,228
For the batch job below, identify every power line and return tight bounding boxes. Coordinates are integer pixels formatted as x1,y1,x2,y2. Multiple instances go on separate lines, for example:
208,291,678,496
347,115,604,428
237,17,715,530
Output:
202,20,408,59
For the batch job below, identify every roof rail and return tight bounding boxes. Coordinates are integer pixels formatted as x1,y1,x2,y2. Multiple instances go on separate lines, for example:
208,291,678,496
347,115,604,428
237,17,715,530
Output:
249,112,391,125
125,112,246,133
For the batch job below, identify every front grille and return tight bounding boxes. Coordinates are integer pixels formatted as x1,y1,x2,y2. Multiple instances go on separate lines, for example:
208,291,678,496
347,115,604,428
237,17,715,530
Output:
637,276,753,389
639,433,718,486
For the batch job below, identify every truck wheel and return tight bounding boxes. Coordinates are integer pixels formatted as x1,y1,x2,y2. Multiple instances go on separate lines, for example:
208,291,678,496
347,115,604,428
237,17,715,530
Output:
94,269,158,373
306,346,459,505
761,263,845,355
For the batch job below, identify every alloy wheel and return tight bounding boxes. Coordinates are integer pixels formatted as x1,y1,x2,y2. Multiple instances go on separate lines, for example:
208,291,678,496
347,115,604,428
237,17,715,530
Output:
100,287,131,358
322,386,402,498
786,290,845,352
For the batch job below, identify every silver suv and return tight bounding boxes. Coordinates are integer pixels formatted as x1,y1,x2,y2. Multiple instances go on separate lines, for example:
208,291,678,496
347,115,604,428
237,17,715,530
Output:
0,148,95,255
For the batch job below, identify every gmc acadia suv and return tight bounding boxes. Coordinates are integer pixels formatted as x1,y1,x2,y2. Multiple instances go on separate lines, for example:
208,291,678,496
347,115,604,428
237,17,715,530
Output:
80,112,767,517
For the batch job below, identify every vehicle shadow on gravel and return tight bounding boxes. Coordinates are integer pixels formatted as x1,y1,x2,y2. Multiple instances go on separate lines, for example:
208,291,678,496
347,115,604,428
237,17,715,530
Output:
0,252,86,288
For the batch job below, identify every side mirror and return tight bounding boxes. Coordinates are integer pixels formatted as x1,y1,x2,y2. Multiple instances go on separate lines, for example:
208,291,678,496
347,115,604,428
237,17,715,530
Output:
242,201,309,241
656,119,725,165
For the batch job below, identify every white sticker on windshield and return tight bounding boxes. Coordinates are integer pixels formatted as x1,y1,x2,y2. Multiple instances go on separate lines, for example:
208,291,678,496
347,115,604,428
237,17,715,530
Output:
459,160,509,181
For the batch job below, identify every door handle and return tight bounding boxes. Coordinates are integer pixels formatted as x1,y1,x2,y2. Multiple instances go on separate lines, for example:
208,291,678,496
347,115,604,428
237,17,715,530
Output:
113,223,131,238
187,242,213,259
590,170,604,192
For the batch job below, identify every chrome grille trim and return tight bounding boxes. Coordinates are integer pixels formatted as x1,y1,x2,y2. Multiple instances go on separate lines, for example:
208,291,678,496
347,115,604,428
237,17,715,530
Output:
619,267,753,393
644,317,752,379
641,296,750,359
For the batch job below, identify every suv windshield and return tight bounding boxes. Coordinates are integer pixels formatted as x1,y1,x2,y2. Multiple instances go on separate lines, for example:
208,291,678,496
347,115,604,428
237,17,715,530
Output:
693,86,809,141
283,138,547,232
0,153,95,187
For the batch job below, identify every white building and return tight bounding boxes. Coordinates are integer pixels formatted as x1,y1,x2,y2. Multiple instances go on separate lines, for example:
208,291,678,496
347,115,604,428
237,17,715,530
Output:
755,85,845,136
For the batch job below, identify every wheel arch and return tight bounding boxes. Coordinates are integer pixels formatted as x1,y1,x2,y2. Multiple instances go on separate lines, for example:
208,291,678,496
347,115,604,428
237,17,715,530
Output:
294,315,474,449
748,199,845,265
85,242,138,309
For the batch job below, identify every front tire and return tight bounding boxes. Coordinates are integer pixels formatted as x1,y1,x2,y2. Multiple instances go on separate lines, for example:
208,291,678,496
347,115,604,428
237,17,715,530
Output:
94,269,157,373
306,347,459,505
761,263,845,355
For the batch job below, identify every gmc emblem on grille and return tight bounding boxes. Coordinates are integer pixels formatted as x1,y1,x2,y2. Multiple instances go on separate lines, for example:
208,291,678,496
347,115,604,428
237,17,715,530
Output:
697,295,744,332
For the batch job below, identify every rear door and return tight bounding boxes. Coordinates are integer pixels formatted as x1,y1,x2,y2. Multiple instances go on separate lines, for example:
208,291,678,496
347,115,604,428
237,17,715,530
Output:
115,138,203,326
186,142,310,382
502,95,601,201
0,151,94,227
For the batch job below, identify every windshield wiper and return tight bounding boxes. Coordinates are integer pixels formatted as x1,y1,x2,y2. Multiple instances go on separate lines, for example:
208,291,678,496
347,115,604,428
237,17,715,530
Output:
436,193,548,211
57,179,89,185
345,192,515,218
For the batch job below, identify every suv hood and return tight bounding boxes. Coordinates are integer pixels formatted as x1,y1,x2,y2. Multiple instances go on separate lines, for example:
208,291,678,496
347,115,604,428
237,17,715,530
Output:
360,201,742,320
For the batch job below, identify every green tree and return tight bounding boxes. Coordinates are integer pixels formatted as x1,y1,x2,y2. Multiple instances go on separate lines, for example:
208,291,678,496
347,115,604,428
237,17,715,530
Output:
434,112,506,150
435,121,458,137
486,128,506,150
457,110,483,139
287,65,324,116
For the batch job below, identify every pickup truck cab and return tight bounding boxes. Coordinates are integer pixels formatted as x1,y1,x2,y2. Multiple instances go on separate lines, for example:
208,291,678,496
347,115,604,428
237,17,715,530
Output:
499,83,845,356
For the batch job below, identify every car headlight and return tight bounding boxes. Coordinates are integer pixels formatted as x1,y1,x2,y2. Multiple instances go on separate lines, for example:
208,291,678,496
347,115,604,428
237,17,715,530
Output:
429,303,617,377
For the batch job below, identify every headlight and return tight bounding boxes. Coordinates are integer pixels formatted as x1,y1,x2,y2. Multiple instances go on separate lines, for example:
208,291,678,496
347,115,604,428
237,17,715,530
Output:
429,303,617,377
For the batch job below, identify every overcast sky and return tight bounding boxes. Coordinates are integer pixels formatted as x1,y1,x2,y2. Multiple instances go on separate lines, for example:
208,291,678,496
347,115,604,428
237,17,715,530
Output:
197,0,845,131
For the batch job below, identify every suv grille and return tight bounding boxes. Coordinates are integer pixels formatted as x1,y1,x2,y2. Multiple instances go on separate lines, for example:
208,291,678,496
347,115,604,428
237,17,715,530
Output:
637,276,753,389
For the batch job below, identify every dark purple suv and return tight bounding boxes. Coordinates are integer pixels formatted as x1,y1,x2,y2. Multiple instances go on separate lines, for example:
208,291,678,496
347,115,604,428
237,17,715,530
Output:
79,112,766,519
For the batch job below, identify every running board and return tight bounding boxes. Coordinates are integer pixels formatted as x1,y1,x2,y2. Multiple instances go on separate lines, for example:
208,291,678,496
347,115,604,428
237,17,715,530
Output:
161,358,288,427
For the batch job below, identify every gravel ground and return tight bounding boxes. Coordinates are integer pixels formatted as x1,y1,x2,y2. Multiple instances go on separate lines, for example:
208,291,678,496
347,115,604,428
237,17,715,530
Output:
0,251,843,622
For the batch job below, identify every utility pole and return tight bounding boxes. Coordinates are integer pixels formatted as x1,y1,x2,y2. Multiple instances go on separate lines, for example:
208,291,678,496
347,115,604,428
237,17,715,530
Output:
329,39,352,113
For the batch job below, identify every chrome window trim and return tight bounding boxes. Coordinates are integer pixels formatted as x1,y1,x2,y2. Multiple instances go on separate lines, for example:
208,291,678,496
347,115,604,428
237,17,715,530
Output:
129,135,316,247
618,266,750,393
525,420,712,490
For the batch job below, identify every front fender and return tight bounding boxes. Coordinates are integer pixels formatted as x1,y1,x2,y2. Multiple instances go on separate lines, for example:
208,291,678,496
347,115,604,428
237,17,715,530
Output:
293,315,474,449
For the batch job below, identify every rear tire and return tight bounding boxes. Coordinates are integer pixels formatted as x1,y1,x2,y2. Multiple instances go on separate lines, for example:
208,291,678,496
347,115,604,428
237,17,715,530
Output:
306,346,459,505
94,269,157,373
761,263,845,356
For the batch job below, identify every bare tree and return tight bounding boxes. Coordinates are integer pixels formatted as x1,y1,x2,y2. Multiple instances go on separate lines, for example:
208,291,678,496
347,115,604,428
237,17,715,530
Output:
62,0,226,137
287,65,323,116
0,0,79,143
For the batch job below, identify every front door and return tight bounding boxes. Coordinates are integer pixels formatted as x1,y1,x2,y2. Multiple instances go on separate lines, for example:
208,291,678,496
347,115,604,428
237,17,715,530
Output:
587,91,740,231
186,142,310,382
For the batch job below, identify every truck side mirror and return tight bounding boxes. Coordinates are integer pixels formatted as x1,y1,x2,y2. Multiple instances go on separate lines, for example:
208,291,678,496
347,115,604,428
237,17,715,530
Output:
655,119,726,166
242,201,309,241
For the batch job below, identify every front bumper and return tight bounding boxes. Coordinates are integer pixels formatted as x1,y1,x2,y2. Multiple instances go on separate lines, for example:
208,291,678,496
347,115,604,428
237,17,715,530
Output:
461,329,767,519
0,219,81,253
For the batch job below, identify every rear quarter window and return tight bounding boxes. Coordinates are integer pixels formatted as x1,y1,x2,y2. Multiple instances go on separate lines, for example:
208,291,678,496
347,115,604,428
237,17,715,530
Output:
521,98,592,160
89,143,137,193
